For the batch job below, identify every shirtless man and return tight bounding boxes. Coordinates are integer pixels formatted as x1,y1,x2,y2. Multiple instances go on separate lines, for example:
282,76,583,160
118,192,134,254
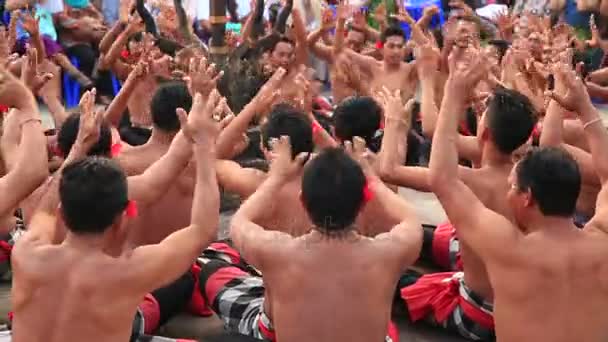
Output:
199,139,422,341
306,3,369,102
10,90,221,342
378,44,536,339
335,24,418,103
428,39,608,342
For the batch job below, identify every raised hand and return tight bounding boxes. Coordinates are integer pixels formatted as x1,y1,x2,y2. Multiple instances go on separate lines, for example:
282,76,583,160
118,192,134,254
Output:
336,0,351,21
414,40,440,74
321,6,336,31
495,10,516,40
0,63,35,110
185,56,223,98
19,9,40,36
546,62,593,114
344,136,373,175
378,87,413,124
373,2,387,25
76,89,104,151
268,135,309,181
177,89,223,145
447,46,489,93
391,8,415,24
254,67,286,110
423,5,440,18
21,47,52,94
586,14,608,51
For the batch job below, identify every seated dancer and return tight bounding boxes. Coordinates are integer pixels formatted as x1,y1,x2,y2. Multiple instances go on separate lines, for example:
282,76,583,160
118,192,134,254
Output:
10,90,221,342
377,50,536,339
199,140,422,341
429,45,608,341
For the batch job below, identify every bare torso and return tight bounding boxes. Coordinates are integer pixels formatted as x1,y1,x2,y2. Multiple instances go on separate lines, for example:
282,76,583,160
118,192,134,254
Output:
369,62,417,103
11,244,143,342
117,142,194,246
262,231,403,342
489,227,608,342
461,164,515,300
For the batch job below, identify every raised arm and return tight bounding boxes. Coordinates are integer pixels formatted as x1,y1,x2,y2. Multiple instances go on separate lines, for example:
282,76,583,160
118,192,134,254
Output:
100,19,140,71
548,63,608,232
307,13,335,63
428,47,518,262
231,136,304,269
216,68,285,159
128,91,221,291
128,132,192,206
104,60,147,127
20,90,102,245
291,8,309,67
273,0,293,34
0,67,48,220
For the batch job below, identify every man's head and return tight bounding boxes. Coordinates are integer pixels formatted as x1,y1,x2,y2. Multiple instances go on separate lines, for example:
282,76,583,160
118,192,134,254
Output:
261,104,314,160
345,26,366,53
57,113,112,157
127,32,144,56
301,148,366,233
269,37,295,70
151,81,193,133
453,16,480,47
381,26,406,66
60,157,129,240
477,87,536,155
333,96,382,151
486,39,509,66
508,147,580,228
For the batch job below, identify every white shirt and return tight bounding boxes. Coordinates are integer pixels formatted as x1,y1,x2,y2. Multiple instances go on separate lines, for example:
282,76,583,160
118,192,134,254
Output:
39,0,64,14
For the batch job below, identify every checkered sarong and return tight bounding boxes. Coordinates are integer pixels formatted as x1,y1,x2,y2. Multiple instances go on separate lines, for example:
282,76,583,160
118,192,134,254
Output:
131,309,194,342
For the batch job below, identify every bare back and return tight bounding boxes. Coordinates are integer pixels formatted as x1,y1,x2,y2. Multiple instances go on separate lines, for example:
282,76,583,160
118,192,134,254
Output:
11,244,143,342
262,232,404,342
118,144,194,246
460,164,515,300
488,227,608,342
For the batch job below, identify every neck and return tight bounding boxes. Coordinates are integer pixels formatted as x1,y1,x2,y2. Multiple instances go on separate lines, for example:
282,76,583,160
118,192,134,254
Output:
523,215,576,234
63,232,106,251
384,61,401,71
149,129,177,146
480,143,512,167
310,227,358,240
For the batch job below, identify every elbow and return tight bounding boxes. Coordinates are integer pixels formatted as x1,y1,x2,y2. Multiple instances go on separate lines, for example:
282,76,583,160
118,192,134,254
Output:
428,168,451,195
377,162,396,184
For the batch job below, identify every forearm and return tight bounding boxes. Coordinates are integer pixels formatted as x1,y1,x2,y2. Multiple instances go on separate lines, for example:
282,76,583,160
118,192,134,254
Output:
588,68,608,84
104,77,139,126
216,100,259,159
234,175,283,223
419,75,438,138
379,118,410,181
131,133,193,205
99,21,126,54
30,34,47,62
274,0,293,34
587,83,608,100
333,18,346,55
190,144,219,241
101,30,132,69
291,10,308,66
312,119,338,149
429,87,466,188
307,28,325,49
41,92,69,128
368,173,418,223
539,100,565,147
579,103,608,183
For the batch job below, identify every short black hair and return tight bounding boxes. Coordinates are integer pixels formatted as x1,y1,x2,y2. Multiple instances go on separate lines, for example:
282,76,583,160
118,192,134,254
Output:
488,39,510,63
261,103,314,157
333,96,382,150
485,87,536,154
151,81,192,132
381,26,405,43
515,147,580,217
301,148,366,232
270,36,295,52
57,113,112,157
60,157,129,234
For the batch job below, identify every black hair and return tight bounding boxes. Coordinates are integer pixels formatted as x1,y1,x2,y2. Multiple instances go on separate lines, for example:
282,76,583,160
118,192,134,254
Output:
485,87,536,154
127,31,144,52
57,113,112,157
515,147,580,217
261,103,314,157
488,39,510,63
270,36,295,52
150,81,192,132
301,148,366,232
60,157,128,234
381,26,405,43
333,96,382,151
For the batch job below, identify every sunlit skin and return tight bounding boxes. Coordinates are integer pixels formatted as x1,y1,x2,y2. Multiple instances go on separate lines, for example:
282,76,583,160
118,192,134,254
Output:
270,41,295,70
345,30,366,53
